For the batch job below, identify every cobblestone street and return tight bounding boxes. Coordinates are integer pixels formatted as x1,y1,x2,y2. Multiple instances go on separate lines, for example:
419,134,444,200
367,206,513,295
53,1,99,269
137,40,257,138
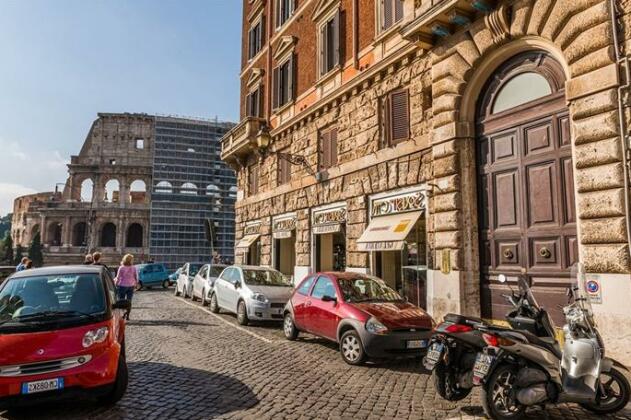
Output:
2,289,630,420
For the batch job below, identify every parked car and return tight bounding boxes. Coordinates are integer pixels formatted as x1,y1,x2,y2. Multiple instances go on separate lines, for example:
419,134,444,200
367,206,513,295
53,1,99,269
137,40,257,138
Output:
0,265,131,408
174,263,203,298
283,272,435,365
209,266,292,325
168,267,182,284
191,264,228,306
135,263,170,289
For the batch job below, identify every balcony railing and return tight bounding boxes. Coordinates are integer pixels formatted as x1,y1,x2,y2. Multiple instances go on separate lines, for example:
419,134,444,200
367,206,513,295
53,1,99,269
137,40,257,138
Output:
220,117,266,168
402,0,497,47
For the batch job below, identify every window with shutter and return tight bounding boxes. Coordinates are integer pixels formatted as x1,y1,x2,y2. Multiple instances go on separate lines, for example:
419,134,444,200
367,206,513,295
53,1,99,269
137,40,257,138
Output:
248,18,264,60
319,11,340,76
248,164,259,196
319,127,338,170
380,0,404,32
276,0,295,28
388,89,410,144
274,55,294,109
246,87,263,117
278,153,291,185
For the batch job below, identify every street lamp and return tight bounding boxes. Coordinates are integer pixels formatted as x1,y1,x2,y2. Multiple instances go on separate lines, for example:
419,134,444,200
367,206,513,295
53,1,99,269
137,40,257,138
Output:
256,124,271,155
255,124,318,179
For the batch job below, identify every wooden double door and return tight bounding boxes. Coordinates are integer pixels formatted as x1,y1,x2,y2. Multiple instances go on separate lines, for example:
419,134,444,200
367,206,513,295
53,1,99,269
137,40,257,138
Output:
477,53,577,324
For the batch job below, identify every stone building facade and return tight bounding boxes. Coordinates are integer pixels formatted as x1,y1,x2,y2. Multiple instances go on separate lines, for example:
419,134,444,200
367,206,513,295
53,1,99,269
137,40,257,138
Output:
223,0,631,364
13,112,235,268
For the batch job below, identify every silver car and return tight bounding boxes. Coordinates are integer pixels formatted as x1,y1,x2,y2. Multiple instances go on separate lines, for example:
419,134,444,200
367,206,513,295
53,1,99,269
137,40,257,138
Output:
209,265,293,325
191,264,228,305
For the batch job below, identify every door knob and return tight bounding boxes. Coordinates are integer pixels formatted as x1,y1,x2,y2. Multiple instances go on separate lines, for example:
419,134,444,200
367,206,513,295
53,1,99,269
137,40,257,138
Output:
539,247,551,258
503,249,514,260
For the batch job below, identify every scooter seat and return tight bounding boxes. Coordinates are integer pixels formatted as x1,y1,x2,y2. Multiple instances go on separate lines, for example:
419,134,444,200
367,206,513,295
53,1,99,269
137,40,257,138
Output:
444,313,483,326
518,331,562,359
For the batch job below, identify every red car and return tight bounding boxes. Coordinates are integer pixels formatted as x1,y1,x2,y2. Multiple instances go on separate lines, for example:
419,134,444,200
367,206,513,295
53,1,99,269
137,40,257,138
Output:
283,272,435,365
0,265,130,409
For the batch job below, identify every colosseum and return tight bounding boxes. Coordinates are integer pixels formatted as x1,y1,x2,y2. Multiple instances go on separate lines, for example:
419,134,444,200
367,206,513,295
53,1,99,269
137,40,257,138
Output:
12,112,236,268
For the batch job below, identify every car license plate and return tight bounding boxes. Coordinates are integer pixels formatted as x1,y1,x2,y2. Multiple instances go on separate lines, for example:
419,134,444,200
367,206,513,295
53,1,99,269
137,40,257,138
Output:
21,378,64,394
407,339,428,349
425,342,444,367
473,353,494,383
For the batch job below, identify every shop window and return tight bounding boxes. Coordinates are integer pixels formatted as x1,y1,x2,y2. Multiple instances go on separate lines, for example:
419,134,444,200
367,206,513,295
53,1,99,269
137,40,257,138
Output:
379,0,404,33
382,88,410,146
318,127,338,170
319,10,340,76
248,163,259,196
246,86,264,118
273,55,294,109
248,16,265,60
278,153,291,185
315,231,346,272
276,0,295,29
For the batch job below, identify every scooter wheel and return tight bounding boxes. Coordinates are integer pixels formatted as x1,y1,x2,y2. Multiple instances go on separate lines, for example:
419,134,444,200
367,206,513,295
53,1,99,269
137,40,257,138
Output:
433,361,472,401
580,366,631,414
481,363,525,420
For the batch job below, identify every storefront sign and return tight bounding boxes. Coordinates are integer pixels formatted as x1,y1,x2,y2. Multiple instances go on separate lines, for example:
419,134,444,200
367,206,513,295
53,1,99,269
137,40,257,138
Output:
243,222,262,236
584,275,602,304
272,216,296,239
357,240,405,252
371,191,426,217
313,207,346,235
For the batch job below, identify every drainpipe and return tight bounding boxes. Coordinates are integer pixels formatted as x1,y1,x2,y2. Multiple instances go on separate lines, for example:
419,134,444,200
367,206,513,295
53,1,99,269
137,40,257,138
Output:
609,0,631,256
352,0,359,69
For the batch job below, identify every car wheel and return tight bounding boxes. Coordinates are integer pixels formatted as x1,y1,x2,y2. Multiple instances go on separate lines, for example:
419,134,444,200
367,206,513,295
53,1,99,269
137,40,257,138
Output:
174,283,181,297
209,293,220,313
283,313,299,340
340,330,366,365
97,345,128,405
237,300,249,326
183,285,189,299
162,280,169,289
201,289,208,306
191,288,198,301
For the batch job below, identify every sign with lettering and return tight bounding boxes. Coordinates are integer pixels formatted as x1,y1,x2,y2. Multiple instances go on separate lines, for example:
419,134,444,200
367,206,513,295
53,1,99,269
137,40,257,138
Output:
313,207,346,226
371,191,426,217
273,216,296,239
243,222,262,236
357,241,405,252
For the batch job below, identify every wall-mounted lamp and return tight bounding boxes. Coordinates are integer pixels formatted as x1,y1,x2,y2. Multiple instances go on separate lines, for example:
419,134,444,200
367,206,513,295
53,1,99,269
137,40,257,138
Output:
256,124,271,156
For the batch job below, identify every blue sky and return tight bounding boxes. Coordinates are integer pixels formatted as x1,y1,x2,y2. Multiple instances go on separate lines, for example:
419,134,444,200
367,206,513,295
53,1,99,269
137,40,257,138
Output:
0,0,242,215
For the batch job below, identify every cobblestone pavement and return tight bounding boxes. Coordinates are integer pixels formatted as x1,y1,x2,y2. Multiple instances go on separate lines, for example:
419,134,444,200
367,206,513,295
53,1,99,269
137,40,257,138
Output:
2,289,631,420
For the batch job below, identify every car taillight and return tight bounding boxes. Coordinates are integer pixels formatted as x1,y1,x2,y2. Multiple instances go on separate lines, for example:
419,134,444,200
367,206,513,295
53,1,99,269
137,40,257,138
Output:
482,333,514,347
445,324,473,333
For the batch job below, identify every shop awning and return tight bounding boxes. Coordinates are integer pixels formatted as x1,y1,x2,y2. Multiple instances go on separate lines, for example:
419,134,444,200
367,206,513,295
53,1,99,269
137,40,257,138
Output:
356,211,423,252
235,234,260,250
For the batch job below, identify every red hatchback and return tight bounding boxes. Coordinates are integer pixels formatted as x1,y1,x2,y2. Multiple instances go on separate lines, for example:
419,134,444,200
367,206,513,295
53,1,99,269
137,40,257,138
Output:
283,272,435,365
0,265,130,409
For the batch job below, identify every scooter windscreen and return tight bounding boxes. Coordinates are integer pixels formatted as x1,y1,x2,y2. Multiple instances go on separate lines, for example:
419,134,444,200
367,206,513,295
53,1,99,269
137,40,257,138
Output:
517,276,541,311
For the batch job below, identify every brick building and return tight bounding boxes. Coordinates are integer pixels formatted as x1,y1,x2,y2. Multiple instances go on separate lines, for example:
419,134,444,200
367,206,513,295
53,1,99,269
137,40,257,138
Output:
223,0,631,364
13,112,235,269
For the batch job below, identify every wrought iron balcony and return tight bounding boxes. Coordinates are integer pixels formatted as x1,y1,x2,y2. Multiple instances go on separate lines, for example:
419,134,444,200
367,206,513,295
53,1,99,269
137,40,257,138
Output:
402,0,498,47
220,117,267,169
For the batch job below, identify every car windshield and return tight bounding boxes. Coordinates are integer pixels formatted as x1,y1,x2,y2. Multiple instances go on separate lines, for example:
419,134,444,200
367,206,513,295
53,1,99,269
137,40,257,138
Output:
0,273,106,328
189,264,202,276
209,266,226,277
338,276,403,303
242,269,290,287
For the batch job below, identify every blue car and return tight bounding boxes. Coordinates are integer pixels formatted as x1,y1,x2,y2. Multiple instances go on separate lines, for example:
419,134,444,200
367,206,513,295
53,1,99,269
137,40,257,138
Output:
135,263,171,289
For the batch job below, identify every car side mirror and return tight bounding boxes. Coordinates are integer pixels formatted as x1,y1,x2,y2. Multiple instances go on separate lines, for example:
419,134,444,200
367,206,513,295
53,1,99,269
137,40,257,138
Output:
234,281,241,289
113,300,131,311
322,295,337,303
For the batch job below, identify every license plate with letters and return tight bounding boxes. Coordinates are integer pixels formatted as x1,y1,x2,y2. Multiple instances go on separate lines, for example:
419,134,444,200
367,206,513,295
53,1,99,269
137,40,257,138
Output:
473,353,494,383
407,339,428,349
424,342,444,368
21,378,64,394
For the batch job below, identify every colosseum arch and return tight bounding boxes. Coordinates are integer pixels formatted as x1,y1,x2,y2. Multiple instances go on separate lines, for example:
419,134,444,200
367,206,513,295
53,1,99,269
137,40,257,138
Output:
80,178,94,202
100,222,117,247
103,179,120,203
129,179,147,204
126,223,144,247
72,222,87,246
47,222,63,246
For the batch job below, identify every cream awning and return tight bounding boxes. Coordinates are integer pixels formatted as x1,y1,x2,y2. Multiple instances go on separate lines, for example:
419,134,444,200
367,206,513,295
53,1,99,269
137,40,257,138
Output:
235,234,260,250
356,211,423,252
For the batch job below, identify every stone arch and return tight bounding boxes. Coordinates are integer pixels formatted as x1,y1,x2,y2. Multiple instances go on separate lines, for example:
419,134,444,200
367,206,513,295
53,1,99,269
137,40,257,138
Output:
129,179,147,204
100,222,117,247
47,222,63,246
103,179,120,203
80,178,94,202
72,222,87,246
31,224,40,238
126,223,143,247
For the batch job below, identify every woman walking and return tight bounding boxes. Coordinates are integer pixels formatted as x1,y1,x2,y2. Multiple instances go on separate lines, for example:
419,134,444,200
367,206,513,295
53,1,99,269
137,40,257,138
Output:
114,254,138,319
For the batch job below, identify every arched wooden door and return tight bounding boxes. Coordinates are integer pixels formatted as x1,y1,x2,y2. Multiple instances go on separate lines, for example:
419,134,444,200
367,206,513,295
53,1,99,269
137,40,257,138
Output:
476,51,577,324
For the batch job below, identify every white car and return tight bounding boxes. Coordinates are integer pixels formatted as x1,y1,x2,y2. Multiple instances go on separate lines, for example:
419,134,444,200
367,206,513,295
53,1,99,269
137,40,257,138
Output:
174,263,203,298
209,265,293,325
191,264,228,305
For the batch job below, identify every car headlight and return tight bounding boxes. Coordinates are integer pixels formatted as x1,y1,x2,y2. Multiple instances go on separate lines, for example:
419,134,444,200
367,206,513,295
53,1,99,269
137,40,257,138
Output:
252,293,268,303
82,327,109,348
365,317,389,335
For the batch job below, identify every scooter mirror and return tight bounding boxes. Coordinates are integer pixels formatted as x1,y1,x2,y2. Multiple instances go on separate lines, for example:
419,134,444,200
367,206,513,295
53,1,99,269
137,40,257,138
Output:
498,274,507,283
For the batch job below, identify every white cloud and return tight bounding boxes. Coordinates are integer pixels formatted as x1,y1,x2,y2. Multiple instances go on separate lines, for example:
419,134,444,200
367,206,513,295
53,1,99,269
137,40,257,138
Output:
0,182,37,215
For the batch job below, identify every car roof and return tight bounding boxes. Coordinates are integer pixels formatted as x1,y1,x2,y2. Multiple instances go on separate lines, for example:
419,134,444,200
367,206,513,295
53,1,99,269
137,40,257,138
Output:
232,265,278,271
317,271,369,280
9,265,104,279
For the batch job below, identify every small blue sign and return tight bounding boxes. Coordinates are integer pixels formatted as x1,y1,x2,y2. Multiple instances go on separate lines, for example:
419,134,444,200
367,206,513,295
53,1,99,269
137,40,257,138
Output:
586,280,599,294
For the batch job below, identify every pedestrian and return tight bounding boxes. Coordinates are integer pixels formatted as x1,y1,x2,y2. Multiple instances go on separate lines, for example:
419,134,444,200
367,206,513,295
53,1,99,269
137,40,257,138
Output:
114,254,138,319
25,259,33,270
15,257,28,272
83,254,94,265
92,252,110,272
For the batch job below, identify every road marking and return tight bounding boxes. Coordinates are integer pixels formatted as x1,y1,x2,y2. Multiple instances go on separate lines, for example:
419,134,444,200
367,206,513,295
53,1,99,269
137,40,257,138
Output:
176,297,276,344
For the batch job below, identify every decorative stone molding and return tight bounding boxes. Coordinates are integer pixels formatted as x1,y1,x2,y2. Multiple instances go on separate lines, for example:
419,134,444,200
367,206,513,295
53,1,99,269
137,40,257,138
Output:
273,36,297,61
312,0,340,22
246,68,265,88
484,2,510,46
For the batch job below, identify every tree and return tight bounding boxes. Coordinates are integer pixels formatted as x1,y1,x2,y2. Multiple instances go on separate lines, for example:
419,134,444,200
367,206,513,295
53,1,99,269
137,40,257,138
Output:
14,245,23,266
2,235,13,265
28,232,44,267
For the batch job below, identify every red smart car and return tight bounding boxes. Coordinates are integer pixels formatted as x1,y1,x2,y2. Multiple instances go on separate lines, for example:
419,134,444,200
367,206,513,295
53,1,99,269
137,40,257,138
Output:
0,265,130,408
283,272,435,365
